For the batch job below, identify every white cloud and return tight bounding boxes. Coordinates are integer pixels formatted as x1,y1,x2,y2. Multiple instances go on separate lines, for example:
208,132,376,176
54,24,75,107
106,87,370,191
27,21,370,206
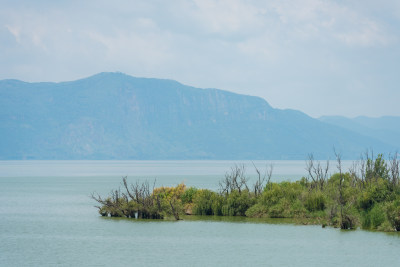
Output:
236,35,277,61
265,0,394,46
334,19,392,46
87,29,174,70
5,24,21,42
0,0,400,117
191,0,264,35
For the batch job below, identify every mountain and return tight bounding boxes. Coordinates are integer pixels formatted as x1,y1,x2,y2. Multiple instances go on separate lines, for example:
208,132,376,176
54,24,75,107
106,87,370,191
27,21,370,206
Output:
0,72,397,160
319,115,400,150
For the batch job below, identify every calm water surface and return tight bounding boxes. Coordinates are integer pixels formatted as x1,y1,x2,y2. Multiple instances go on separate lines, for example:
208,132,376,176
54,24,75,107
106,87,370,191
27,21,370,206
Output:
0,161,399,266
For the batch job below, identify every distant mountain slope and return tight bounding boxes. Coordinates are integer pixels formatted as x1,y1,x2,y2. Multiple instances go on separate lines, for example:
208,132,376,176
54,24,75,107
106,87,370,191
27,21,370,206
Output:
319,116,400,150
0,72,397,160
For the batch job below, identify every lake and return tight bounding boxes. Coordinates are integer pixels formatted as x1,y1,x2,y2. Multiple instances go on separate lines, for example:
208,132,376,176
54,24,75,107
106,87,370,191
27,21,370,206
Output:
1,160,399,266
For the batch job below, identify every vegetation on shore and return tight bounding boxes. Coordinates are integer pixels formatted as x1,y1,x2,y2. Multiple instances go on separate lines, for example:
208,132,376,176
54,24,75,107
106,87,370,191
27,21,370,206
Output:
91,151,400,232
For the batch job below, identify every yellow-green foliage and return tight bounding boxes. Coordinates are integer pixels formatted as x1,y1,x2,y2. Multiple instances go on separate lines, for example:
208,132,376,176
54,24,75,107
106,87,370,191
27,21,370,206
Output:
366,154,389,181
192,189,220,215
386,197,400,231
304,190,326,212
262,182,303,205
248,182,307,218
181,187,198,204
358,178,391,209
221,190,255,216
153,183,186,200
152,183,186,218
370,204,386,229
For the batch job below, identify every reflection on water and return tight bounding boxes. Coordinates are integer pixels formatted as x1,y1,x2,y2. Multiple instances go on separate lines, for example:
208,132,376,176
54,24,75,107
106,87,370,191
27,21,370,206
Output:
100,214,299,225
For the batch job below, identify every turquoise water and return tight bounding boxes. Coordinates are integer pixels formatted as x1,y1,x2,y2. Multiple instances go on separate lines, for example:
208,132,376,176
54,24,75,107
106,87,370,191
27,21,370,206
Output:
1,161,399,266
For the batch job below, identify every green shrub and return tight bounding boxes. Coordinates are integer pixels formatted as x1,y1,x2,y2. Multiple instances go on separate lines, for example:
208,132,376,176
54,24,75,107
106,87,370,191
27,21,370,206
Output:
192,189,215,215
245,203,268,217
261,182,302,205
218,190,255,216
221,205,235,216
211,193,224,215
361,210,371,229
365,154,389,181
358,178,390,210
268,204,285,218
192,189,223,216
254,182,305,218
386,197,400,231
362,203,387,229
377,221,395,232
339,205,359,229
305,190,326,212
181,187,198,204
370,204,386,229
291,199,308,217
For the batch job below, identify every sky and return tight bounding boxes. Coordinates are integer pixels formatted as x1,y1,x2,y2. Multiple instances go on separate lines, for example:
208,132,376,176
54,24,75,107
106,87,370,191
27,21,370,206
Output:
1,0,400,118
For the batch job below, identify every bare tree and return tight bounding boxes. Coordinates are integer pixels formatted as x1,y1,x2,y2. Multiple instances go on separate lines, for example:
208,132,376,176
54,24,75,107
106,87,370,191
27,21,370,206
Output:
219,164,248,194
363,149,375,184
334,150,355,229
169,197,180,220
91,186,129,217
92,177,164,219
305,154,329,190
252,162,273,195
389,152,399,190
335,151,345,228
349,160,364,189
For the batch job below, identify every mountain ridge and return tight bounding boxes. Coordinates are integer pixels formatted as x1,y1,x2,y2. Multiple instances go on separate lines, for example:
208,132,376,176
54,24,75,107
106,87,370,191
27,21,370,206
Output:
319,115,400,150
0,72,397,160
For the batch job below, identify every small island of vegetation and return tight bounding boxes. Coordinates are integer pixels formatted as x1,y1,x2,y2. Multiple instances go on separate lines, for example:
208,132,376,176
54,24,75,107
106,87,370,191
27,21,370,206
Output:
91,152,400,232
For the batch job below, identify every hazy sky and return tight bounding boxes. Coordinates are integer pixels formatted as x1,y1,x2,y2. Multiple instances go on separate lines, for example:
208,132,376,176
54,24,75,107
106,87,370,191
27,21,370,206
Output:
1,0,400,118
